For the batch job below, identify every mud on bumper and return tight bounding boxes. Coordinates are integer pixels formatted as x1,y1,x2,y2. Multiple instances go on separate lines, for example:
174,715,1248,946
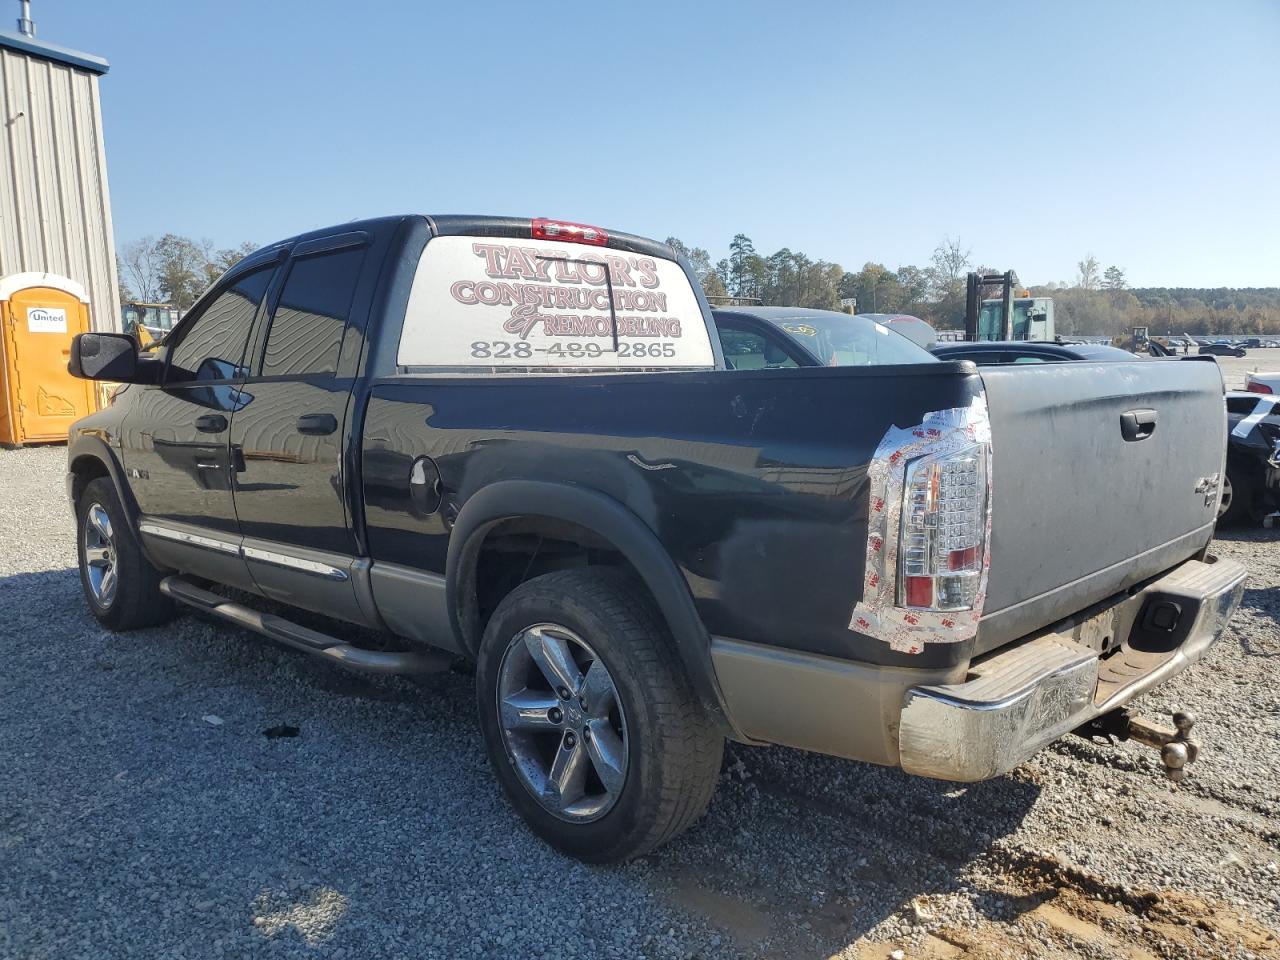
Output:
897,557,1247,781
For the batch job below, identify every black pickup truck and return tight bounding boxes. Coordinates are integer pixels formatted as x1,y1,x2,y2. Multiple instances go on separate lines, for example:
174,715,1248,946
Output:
66,216,1246,862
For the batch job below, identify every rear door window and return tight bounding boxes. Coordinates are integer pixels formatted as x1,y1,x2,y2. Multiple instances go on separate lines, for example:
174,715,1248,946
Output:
259,248,365,377
397,235,714,370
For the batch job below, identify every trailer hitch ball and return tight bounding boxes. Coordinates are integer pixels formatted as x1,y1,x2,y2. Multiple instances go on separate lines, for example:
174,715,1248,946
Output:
1162,741,1189,782
1078,708,1201,782
1128,709,1200,781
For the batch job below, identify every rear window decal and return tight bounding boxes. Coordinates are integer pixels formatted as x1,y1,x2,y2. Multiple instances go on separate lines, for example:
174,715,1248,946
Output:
398,236,714,370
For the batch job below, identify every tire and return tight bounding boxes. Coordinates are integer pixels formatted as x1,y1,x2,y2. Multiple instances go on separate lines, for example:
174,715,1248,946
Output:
1217,466,1257,526
76,477,174,630
475,568,723,863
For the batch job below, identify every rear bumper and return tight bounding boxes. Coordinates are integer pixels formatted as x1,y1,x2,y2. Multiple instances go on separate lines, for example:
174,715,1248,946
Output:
711,556,1246,778
897,556,1247,781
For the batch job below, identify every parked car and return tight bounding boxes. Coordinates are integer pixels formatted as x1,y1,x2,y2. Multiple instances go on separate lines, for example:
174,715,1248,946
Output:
1201,342,1247,357
65,222,1245,862
930,341,1142,364
853,312,938,350
1245,371,1280,395
712,306,936,367
1222,392,1280,523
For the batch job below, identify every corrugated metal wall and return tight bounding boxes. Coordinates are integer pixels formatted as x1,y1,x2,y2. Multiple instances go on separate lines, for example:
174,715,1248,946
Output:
0,47,120,332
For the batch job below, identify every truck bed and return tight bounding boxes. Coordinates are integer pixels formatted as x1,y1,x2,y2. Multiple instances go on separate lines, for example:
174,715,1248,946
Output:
363,355,1228,670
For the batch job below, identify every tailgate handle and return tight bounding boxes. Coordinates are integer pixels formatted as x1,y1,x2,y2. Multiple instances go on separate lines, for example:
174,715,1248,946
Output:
1120,408,1157,442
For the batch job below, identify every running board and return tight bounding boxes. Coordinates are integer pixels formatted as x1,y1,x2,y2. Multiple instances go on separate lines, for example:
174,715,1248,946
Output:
159,576,447,675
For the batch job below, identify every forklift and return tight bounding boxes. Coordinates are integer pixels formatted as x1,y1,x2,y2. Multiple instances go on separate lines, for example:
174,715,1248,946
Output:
121,302,181,346
963,271,1055,342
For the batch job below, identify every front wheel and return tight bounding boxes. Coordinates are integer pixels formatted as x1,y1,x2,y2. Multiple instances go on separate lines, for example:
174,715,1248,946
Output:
475,569,723,862
76,477,174,630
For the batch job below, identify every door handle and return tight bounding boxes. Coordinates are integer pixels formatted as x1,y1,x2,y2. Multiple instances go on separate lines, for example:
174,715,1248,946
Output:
194,413,228,434
1120,408,1157,442
296,413,338,436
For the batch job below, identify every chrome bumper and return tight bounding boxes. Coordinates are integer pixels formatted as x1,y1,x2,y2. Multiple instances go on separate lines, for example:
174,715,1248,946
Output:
898,557,1247,782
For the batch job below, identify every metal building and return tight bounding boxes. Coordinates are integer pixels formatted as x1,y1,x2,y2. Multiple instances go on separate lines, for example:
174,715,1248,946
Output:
0,10,119,334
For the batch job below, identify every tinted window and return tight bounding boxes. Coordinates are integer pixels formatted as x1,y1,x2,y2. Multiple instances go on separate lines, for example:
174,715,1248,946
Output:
168,267,274,380
261,248,365,377
718,326,799,370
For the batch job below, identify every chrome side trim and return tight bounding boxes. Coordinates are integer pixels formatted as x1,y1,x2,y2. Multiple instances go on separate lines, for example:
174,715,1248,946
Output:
138,520,352,583
138,521,241,556
242,545,349,581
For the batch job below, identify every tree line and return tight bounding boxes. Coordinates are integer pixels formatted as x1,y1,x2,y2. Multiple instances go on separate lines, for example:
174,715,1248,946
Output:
667,233,1280,336
117,232,1280,337
117,235,257,311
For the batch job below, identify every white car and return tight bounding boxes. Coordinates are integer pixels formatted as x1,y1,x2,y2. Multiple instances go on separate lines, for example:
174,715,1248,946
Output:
1246,371,1280,395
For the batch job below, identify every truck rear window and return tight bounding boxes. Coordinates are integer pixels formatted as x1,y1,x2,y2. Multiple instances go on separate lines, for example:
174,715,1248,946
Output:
398,235,715,370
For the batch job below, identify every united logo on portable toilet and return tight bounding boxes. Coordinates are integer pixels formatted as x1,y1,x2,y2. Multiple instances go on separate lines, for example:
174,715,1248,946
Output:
26,306,68,334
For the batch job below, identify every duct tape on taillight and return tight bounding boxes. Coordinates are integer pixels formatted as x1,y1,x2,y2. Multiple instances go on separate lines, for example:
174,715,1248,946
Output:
849,394,993,654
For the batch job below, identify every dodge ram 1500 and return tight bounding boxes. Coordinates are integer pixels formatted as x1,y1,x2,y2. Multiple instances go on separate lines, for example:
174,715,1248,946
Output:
66,215,1246,861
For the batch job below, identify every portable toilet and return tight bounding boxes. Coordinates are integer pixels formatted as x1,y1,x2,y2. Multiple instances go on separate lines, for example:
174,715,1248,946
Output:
0,272,99,446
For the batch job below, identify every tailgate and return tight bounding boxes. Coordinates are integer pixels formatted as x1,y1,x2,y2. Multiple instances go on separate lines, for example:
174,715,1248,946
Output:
977,358,1225,652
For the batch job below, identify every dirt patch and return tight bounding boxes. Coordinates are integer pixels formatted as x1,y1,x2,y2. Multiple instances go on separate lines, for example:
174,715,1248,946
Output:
966,850,1280,959
669,847,1280,959
851,879,1279,960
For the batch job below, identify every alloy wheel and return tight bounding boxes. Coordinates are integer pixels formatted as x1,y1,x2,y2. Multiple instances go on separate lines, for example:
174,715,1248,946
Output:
83,502,118,607
495,623,628,822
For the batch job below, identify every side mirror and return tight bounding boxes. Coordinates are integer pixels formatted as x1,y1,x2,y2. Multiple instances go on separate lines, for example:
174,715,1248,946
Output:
69,332,143,381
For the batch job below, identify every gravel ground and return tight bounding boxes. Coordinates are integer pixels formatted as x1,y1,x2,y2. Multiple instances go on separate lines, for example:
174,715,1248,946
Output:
1,446,1277,960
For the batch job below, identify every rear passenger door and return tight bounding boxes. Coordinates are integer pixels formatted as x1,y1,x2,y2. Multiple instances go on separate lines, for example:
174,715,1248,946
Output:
229,234,371,621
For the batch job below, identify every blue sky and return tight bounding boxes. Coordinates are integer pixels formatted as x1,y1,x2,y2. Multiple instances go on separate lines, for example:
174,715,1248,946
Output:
27,0,1280,287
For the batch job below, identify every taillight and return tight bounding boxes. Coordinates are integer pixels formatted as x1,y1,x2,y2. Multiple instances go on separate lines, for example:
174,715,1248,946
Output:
1247,380,1273,394
898,444,989,611
531,218,608,246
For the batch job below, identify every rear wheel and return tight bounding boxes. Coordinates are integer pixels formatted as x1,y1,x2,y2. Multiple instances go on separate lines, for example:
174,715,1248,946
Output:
76,477,174,630
475,569,723,862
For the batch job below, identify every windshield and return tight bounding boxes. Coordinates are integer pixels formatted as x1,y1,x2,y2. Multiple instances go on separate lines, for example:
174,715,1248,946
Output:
763,312,937,366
